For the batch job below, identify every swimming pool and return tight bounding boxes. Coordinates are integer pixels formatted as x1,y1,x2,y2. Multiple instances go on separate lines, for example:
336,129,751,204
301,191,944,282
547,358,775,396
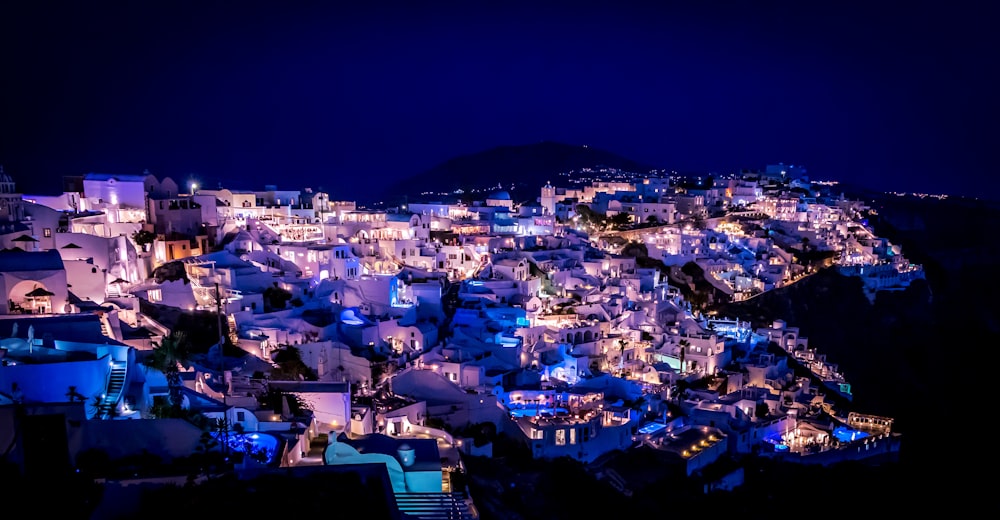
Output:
832,426,869,443
509,407,568,418
637,422,667,435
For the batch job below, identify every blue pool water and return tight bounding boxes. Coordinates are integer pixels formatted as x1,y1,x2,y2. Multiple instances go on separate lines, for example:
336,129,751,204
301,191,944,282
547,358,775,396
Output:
510,407,567,418
832,426,869,443
637,422,667,435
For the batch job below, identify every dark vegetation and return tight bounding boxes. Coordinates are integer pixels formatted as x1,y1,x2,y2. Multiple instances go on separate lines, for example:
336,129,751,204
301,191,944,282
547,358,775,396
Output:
139,300,239,354
151,260,189,284
269,345,318,381
382,141,657,206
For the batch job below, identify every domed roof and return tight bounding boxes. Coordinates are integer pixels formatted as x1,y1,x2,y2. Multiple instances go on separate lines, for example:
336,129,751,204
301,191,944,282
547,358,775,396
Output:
488,190,511,200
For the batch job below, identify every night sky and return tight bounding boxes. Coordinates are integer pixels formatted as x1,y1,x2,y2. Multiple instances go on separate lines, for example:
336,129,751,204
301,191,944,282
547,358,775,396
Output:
1,1,994,201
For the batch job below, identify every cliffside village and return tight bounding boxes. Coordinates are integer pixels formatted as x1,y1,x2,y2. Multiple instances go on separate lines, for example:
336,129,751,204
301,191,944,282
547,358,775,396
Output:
0,164,912,516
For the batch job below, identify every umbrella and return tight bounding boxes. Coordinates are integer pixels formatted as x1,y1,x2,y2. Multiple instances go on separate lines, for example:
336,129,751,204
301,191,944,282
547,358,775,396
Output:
12,234,38,242
25,287,55,297
61,242,82,249
110,278,129,285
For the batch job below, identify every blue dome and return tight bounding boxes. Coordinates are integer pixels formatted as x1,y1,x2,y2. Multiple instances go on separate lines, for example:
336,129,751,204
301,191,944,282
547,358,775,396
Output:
488,190,511,200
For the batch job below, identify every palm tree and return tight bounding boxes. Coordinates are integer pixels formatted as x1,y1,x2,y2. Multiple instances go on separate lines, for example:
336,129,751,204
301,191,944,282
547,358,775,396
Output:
617,338,629,376
144,332,194,416
89,393,120,419
678,339,690,373
66,385,85,402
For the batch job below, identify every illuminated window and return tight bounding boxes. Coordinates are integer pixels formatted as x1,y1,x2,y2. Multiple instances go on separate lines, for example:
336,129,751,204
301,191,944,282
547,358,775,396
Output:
148,289,162,302
569,428,577,445
555,429,566,446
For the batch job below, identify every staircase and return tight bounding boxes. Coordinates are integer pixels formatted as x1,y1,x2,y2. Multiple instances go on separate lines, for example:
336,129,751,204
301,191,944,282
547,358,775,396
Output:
97,361,128,419
394,492,476,520
98,314,114,340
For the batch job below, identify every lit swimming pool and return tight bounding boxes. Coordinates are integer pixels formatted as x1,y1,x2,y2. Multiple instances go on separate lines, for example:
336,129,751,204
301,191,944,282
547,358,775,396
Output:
509,407,568,418
832,426,869,443
637,422,667,435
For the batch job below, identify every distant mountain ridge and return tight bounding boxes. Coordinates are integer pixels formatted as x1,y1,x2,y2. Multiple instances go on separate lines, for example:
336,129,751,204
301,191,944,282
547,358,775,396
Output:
378,141,658,204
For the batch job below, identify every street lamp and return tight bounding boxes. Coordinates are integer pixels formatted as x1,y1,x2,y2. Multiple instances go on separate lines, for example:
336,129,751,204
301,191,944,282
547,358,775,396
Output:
190,182,198,196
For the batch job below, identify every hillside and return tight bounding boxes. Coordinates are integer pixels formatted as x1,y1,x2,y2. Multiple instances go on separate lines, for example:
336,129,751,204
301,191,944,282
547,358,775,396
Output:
378,141,658,205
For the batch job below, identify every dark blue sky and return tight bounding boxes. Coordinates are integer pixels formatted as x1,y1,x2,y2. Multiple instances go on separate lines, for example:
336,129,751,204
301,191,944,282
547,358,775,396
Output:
1,1,994,201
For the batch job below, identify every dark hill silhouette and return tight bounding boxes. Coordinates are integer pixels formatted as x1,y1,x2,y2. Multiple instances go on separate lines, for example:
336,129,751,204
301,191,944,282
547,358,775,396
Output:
378,141,658,205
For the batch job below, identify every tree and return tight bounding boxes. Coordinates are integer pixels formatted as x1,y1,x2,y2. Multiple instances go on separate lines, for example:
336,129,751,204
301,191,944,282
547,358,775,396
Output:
678,339,690,373
132,229,156,250
263,285,293,312
574,204,599,225
271,345,317,381
689,213,706,230
617,337,629,375
66,385,85,402
609,212,633,230
144,332,195,416
621,240,648,259
214,417,233,459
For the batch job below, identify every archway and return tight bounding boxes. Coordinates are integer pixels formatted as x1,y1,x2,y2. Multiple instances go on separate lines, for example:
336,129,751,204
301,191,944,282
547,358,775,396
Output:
9,280,54,314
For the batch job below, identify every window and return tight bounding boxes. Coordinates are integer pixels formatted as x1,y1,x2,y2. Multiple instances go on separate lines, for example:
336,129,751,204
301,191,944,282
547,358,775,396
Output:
148,289,162,302
43,228,51,238
555,429,566,446
237,411,245,422
569,428,577,445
